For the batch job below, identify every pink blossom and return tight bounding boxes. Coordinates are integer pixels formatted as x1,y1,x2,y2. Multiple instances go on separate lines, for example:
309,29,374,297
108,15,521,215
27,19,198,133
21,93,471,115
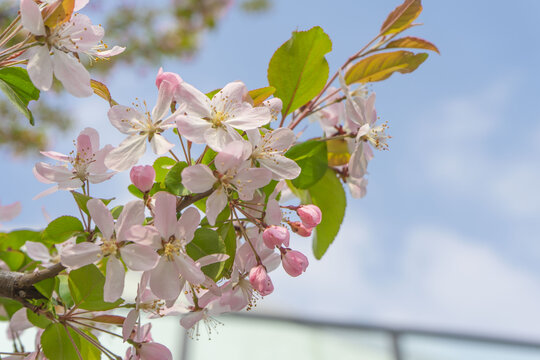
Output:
182,141,271,225
262,226,290,249
146,192,206,300
33,127,115,198
176,81,273,151
124,323,172,360
289,221,313,237
61,199,158,302
105,79,180,171
155,68,182,91
246,127,300,180
281,250,309,277
297,205,322,228
20,0,124,97
348,175,368,198
130,165,155,193
248,265,273,296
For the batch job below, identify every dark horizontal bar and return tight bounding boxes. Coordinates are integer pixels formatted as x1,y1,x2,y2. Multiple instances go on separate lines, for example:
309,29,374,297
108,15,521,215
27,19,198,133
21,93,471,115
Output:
224,312,540,350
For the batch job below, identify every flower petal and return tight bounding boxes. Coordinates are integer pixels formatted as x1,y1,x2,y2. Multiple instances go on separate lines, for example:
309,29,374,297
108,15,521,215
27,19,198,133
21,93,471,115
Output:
176,207,200,244
25,241,50,262
153,191,177,239
20,0,45,35
175,115,211,144
105,134,147,172
120,244,159,271
176,82,212,118
149,257,181,300
27,46,53,91
150,134,174,155
0,201,21,222
60,242,101,269
108,105,145,135
206,187,227,226
52,50,93,97
104,256,125,302
174,253,205,285
181,164,216,193
116,200,145,241
87,199,115,240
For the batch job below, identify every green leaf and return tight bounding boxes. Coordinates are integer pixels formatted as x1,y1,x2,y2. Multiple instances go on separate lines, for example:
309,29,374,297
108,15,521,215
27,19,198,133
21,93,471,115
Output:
206,88,221,99
110,205,124,219
164,161,189,196
71,191,114,216
201,147,218,167
0,298,21,318
128,184,144,199
79,331,101,360
186,228,227,280
380,0,423,36
0,67,39,125
43,216,84,243
288,169,346,259
1,230,41,250
57,275,74,308
34,277,57,299
217,223,236,273
248,86,276,106
345,51,428,85
0,250,25,270
268,26,332,117
68,264,123,311
385,36,440,54
27,308,52,329
153,157,176,183
286,140,328,189
41,323,82,360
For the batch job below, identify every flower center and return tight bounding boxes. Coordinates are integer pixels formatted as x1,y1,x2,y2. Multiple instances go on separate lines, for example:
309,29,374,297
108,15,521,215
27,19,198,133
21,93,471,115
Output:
101,239,118,256
212,111,228,127
164,241,181,260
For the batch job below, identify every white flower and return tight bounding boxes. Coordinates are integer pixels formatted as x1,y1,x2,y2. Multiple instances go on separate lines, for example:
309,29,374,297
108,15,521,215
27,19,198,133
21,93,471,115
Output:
176,81,273,151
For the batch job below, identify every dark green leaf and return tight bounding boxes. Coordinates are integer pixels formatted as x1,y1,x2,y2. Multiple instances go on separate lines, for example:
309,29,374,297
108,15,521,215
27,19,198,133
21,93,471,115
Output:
286,140,328,189
0,67,39,125
1,230,41,250
57,275,74,308
27,308,52,329
34,277,57,299
68,264,123,311
71,191,114,216
0,250,25,270
217,223,236,273
186,228,226,280
268,26,332,117
164,161,189,196
43,216,84,243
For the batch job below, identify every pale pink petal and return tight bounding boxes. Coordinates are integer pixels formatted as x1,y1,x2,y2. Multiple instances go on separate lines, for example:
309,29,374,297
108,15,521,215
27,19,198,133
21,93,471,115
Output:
151,80,174,121
116,200,145,241
87,145,114,177
175,115,211,144
87,199,114,240
0,201,21,222
32,185,59,200
52,50,92,97
33,162,73,184
122,309,138,341
176,82,212,118
149,257,181,300
206,187,227,226
24,241,50,262
27,46,53,91
94,46,125,58
203,125,240,152
105,134,147,172
175,254,205,285
104,256,124,302
20,0,45,35
263,127,295,151
212,81,248,112
153,192,177,239
60,242,101,269
180,311,204,330
150,134,174,155
79,127,100,152
74,0,89,11
8,308,32,337
175,207,200,244
233,168,272,200
108,105,145,135
349,142,368,179
258,155,301,180
264,199,282,225
226,106,272,130
196,253,229,267
181,164,216,193
125,225,161,249
138,342,172,360
214,140,250,173
120,244,158,271
40,151,70,162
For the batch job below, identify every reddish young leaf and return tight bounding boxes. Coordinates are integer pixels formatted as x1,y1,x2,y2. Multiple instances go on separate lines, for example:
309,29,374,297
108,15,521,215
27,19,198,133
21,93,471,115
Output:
90,80,118,107
380,0,422,36
385,36,440,54
248,86,276,106
43,0,76,28
90,315,126,325
345,50,428,85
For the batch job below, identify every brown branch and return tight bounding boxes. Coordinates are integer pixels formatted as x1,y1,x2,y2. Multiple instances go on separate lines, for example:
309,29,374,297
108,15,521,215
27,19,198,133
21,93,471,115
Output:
176,189,214,212
0,263,65,303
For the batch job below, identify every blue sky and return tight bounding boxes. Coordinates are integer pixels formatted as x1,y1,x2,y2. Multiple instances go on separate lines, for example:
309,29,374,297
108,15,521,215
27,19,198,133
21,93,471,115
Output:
2,0,540,347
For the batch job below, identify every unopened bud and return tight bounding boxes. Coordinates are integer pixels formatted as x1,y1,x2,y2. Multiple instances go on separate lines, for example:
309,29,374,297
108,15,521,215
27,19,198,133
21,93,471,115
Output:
156,68,183,89
289,221,313,237
130,165,155,193
297,205,322,228
262,226,290,248
282,250,309,277
249,265,274,296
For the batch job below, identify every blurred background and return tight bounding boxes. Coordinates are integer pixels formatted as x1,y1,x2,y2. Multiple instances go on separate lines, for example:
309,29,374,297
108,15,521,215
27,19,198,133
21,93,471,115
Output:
2,0,540,359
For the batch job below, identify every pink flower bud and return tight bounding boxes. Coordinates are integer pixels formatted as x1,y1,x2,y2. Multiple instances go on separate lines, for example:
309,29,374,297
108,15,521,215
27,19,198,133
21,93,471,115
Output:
297,205,322,228
130,165,155,193
282,250,309,277
156,67,183,89
289,221,313,237
262,226,290,248
249,265,274,296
